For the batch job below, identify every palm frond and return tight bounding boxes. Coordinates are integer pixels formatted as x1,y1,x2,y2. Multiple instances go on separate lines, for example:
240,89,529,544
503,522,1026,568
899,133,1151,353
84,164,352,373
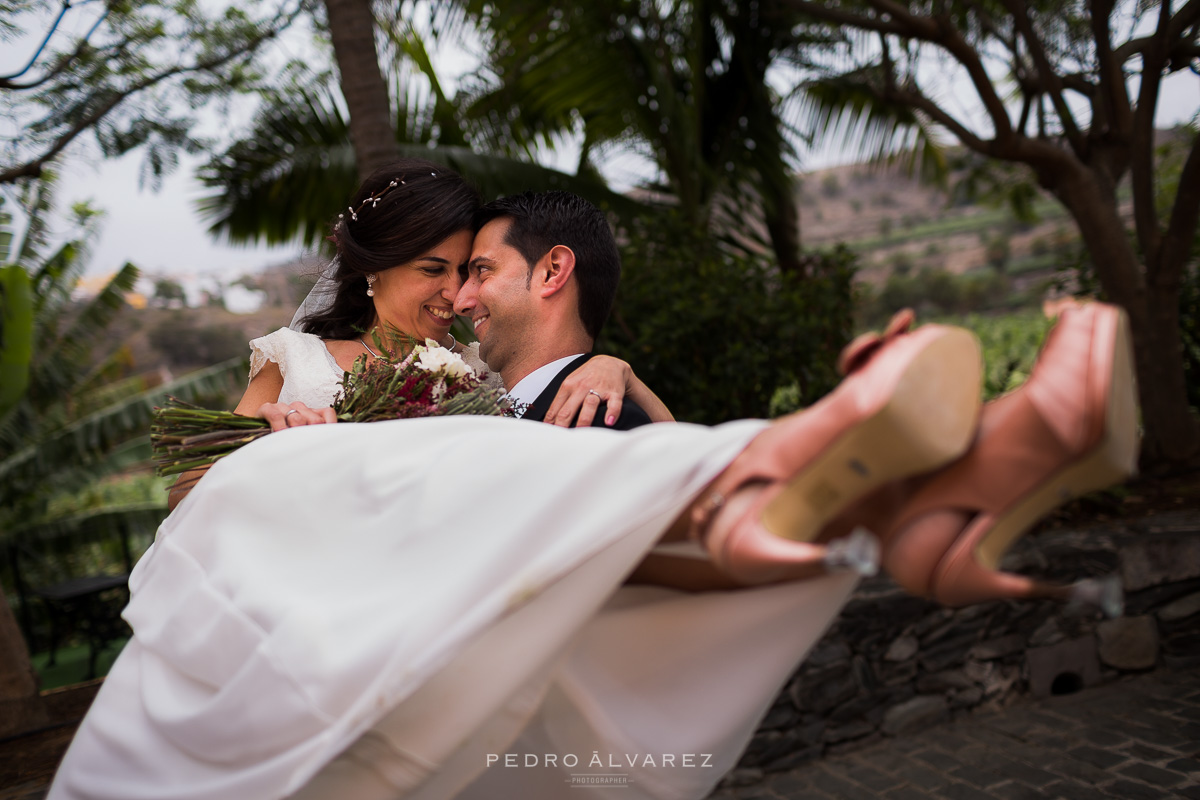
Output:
797,70,948,186
14,175,55,267
2,502,166,549
404,144,650,218
197,77,651,248
25,262,139,411
381,20,469,148
196,85,356,248
0,358,245,507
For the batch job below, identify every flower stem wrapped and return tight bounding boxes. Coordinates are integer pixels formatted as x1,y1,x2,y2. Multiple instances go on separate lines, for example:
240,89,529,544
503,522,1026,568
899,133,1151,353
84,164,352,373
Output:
152,339,507,477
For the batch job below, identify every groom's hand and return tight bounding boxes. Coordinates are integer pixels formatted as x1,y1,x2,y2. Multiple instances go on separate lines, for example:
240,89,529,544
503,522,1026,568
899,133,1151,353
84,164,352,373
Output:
257,401,338,432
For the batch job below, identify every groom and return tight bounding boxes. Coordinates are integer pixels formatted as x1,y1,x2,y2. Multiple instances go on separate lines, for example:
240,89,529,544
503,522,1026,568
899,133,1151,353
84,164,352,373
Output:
454,191,652,430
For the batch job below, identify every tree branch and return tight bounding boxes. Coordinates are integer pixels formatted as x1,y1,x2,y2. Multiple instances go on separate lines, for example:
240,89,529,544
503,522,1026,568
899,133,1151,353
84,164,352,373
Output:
885,81,992,153
936,19,1017,143
780,0,914,38
1060,73,1097,96
1159,133,1200,285
0,3,303,185
881,74,1074,177
859,0,940,37
1169,0,1200,38
1129,0,1173,264
785,0,1006,143
0,28,136,93
1017,93,1032,135
1089,0,1133,136
0,0,72,82
1001,0,1086,154
1113,0,1200,62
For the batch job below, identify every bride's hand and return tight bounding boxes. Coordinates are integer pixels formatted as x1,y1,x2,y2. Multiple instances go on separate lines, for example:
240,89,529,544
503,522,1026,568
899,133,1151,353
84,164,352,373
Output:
256,401,338,432
543,355,632,427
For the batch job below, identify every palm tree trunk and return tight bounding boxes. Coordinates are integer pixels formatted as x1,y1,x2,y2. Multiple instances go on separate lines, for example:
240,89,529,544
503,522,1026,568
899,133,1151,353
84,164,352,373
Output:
324,0,398,180
764,180,805,277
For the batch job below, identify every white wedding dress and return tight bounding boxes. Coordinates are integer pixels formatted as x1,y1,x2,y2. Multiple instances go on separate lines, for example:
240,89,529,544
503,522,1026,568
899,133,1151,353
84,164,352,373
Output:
49,330,860,800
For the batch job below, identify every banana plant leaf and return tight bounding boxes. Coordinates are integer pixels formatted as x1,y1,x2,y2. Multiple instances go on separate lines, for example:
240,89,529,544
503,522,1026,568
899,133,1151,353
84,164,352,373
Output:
0,266,34,417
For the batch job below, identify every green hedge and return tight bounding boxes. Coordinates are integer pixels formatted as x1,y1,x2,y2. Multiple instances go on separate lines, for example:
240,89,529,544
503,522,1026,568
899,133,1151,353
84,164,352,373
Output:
598,212,856,424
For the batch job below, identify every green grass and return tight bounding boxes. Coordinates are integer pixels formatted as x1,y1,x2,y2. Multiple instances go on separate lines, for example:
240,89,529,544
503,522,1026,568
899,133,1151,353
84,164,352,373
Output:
1005,251,1061,276
31,638,127,691
930,309,1053,399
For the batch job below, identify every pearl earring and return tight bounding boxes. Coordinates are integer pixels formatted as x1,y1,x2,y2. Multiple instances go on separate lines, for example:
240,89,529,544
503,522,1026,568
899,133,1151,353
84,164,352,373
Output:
366,273,377,297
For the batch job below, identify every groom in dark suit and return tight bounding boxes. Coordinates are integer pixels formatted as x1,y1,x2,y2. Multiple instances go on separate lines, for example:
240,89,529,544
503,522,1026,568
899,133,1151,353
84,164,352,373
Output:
455,191,653,430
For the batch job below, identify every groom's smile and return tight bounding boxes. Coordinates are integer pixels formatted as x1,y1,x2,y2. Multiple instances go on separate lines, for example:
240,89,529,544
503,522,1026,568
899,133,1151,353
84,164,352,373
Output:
455,218,540,387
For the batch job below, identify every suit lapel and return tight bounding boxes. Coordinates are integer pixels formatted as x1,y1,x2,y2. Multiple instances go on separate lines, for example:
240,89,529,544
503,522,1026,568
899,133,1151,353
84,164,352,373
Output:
523,354,593,423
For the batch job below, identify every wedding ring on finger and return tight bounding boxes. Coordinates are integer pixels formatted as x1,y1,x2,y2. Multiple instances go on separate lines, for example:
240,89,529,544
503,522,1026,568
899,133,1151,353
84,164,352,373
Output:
284,409,300,424
587,389,603,400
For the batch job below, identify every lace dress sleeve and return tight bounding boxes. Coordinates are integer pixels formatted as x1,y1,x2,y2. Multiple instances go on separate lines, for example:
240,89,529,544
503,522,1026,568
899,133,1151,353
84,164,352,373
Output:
461,342,505,393
247,328,345,408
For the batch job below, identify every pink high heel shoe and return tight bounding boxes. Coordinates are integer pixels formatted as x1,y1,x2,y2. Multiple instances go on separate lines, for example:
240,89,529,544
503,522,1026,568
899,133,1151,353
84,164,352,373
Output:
692,311,983,584
878,301,1138,615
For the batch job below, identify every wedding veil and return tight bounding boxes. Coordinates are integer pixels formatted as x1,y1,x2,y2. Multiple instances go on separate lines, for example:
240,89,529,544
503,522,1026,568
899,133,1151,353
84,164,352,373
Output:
288,262,339,332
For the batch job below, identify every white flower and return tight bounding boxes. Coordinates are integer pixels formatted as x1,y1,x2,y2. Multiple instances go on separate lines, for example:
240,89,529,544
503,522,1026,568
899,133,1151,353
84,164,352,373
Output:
414,340,475,379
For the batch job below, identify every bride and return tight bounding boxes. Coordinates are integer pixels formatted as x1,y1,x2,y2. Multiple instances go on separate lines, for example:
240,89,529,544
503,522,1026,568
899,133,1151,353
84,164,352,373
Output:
49,165,1139,800
168,160,671,510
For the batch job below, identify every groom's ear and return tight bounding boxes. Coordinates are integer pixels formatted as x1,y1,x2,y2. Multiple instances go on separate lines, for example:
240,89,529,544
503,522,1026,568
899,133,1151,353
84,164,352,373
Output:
537,245,576,298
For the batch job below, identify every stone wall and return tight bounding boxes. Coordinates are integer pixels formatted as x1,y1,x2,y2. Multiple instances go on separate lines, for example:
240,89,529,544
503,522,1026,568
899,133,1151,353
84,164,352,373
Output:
727,511,1200,785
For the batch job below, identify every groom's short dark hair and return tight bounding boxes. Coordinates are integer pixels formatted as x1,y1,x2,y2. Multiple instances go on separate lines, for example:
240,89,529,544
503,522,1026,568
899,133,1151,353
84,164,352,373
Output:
476,191,620,340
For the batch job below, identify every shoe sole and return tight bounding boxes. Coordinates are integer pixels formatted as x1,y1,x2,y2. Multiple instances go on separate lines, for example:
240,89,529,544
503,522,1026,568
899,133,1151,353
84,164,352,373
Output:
763,326,983,542
972,306,1140,570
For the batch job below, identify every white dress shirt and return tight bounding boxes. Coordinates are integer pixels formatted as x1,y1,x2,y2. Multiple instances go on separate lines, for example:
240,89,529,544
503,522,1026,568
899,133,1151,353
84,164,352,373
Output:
505,354,586,414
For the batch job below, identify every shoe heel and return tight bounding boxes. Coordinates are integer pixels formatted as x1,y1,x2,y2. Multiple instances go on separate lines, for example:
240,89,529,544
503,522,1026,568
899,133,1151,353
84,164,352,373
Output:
763,326,982,542
973,309,1139,570
934,553,1126,616
933,306,1140,607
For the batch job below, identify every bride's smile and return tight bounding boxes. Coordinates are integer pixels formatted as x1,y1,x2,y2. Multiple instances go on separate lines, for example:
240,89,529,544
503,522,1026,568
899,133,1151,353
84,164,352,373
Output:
369,228,473,344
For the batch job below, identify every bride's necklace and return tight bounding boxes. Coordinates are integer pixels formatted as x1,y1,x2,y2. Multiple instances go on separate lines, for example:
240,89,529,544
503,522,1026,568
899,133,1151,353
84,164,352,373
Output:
360,332,456,358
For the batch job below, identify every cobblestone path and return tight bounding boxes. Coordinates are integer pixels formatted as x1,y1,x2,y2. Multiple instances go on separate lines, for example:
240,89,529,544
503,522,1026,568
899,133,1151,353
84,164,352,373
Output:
712,667,1200,799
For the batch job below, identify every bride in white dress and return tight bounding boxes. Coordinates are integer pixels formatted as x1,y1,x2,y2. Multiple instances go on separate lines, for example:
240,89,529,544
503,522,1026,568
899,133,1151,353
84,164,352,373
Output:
49,165,1136,800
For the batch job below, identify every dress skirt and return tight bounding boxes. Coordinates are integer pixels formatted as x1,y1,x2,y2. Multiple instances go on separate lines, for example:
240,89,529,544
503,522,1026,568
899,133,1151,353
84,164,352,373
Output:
48,416,858,800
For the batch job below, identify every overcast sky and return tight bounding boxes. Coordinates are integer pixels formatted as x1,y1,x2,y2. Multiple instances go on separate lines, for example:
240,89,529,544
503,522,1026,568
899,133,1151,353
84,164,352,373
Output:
5,5,1198,282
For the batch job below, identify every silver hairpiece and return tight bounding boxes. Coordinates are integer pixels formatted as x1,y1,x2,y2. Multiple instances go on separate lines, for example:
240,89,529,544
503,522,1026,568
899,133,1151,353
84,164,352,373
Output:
337,174,432,226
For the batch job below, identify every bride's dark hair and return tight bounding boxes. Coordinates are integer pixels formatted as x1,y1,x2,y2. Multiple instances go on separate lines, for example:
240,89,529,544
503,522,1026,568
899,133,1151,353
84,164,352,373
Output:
300,159,481,340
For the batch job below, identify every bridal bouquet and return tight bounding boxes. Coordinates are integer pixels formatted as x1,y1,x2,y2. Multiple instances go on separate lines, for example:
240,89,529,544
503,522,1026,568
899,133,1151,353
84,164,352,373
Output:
152,337,508,477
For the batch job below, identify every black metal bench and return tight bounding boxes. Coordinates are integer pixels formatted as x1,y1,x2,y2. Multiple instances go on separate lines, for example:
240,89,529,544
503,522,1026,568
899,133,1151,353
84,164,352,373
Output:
32,573,131,679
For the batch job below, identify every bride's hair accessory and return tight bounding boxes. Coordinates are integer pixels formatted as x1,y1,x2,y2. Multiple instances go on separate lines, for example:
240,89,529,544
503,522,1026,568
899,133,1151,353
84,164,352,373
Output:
365,273,377,297
340,179,400,224
337,171,438,226
291,160,479,338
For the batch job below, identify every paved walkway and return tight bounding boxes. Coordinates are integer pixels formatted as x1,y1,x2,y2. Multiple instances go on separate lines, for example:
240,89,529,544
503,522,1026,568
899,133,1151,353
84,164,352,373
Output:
712,667,1200,799
4,669,1197,799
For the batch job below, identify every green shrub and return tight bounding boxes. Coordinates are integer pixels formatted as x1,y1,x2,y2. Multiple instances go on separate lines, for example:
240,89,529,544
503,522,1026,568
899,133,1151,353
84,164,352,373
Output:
151,312,247,369
953,310,1052,399
890,251,916,276
599,212,856,423
821,173,842,198
858,268,1014,327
